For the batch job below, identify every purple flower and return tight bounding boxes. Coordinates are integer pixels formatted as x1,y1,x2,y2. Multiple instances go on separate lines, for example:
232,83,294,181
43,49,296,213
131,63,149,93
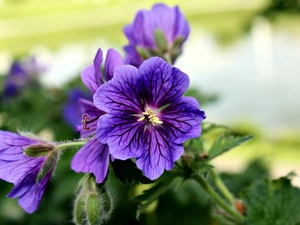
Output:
63,88,92,128
123,3,190,67
3,57,46,98
71,48,123,183
94,57,206,180
0,131,56,213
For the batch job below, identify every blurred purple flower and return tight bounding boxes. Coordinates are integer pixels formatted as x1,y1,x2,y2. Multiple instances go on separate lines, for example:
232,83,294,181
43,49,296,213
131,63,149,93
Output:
0,131,56,213
71,48,123,183
94,57,206,180
3,57,47,98
123,3,190,67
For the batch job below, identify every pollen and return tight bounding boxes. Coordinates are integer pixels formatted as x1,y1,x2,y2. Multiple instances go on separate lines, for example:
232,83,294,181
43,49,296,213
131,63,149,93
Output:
137,108,163,126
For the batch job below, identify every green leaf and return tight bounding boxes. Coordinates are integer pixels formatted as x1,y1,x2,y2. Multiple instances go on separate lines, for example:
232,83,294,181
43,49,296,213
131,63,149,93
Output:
241,177,300,225
134,182,170,219
111,159,153,184
208,135,253,160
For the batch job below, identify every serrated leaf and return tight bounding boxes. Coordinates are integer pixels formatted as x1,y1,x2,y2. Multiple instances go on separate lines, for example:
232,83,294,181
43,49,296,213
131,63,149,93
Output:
201,122,230,134
111,159,152,184
208,135,253,160
241,177,300,225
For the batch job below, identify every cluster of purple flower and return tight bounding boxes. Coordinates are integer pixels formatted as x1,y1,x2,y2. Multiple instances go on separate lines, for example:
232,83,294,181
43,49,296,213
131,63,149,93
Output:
0,3,205,214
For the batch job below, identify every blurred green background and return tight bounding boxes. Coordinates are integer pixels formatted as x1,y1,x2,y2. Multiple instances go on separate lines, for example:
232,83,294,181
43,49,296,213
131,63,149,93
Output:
0,0,300,224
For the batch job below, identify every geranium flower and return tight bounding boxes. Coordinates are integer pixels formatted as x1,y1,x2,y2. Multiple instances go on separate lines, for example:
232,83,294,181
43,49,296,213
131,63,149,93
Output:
0,131,57,213
71,48,123,183
123,3,190,67
94,57,206,180
3,57,46,98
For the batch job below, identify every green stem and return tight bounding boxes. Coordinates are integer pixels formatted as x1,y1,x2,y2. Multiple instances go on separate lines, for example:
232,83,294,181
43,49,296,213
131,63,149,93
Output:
55,141,87,151
192,173,245,223
210,169,235,205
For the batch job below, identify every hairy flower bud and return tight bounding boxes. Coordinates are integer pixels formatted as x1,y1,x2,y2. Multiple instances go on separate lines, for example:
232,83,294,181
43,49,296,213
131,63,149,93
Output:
73,174,115,225
86,193,102,225
36,151,59,183
23,144,54,157
74,192,88,225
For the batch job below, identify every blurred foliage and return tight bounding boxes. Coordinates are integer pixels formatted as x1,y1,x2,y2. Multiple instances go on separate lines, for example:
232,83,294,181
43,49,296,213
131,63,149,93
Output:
241,176,300,225
260,0,300,18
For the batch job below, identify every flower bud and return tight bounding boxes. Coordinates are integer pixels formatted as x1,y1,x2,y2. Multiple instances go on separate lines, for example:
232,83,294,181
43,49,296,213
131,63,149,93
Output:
36,151,59,183
23,144,54,157
86,193,102,225
73,192,88,225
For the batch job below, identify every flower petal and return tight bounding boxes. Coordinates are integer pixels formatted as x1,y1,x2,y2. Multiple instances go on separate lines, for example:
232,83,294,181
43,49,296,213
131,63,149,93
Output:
94,65,142,114
96,114,144,159
161,96,206,143
123,45,143,68
136,128,184,180
124,11,156,48
173,5,190,42
138,57,189,107
0,157,44,184
71,138,110,183
104,48,124,81
149,4,176,43
8,171,52,213
81,49,103,93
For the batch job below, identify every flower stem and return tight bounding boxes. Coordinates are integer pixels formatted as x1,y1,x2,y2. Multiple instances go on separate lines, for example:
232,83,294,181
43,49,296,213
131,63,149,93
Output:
210,169,235,205
192,173,245,223
55,141,87,151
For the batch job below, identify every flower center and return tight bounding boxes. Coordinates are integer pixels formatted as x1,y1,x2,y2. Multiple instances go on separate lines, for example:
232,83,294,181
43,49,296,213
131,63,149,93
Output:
137,108,163,126
81,113,100,131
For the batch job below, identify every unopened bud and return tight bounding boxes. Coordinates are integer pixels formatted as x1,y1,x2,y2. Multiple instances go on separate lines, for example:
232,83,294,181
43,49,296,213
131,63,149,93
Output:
74,192,88,225
36,151,58,183
86,193,102,225
23,144,54,157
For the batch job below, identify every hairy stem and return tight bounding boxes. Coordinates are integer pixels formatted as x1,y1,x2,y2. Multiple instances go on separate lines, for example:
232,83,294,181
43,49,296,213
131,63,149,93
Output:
192,173,245,223
210,169,235,205
55,141,87,151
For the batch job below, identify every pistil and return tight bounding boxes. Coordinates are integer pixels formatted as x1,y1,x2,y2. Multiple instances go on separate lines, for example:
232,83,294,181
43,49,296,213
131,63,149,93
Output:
81,114,100,131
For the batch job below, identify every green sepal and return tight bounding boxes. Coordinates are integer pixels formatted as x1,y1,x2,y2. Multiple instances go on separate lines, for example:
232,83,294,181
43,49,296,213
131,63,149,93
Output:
73,192,88,225
23,144,54,157
172,36,184,49
154,29,168,53
36,151,58,183
86,193,102,225
241,176,300,225
136,46,150,60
